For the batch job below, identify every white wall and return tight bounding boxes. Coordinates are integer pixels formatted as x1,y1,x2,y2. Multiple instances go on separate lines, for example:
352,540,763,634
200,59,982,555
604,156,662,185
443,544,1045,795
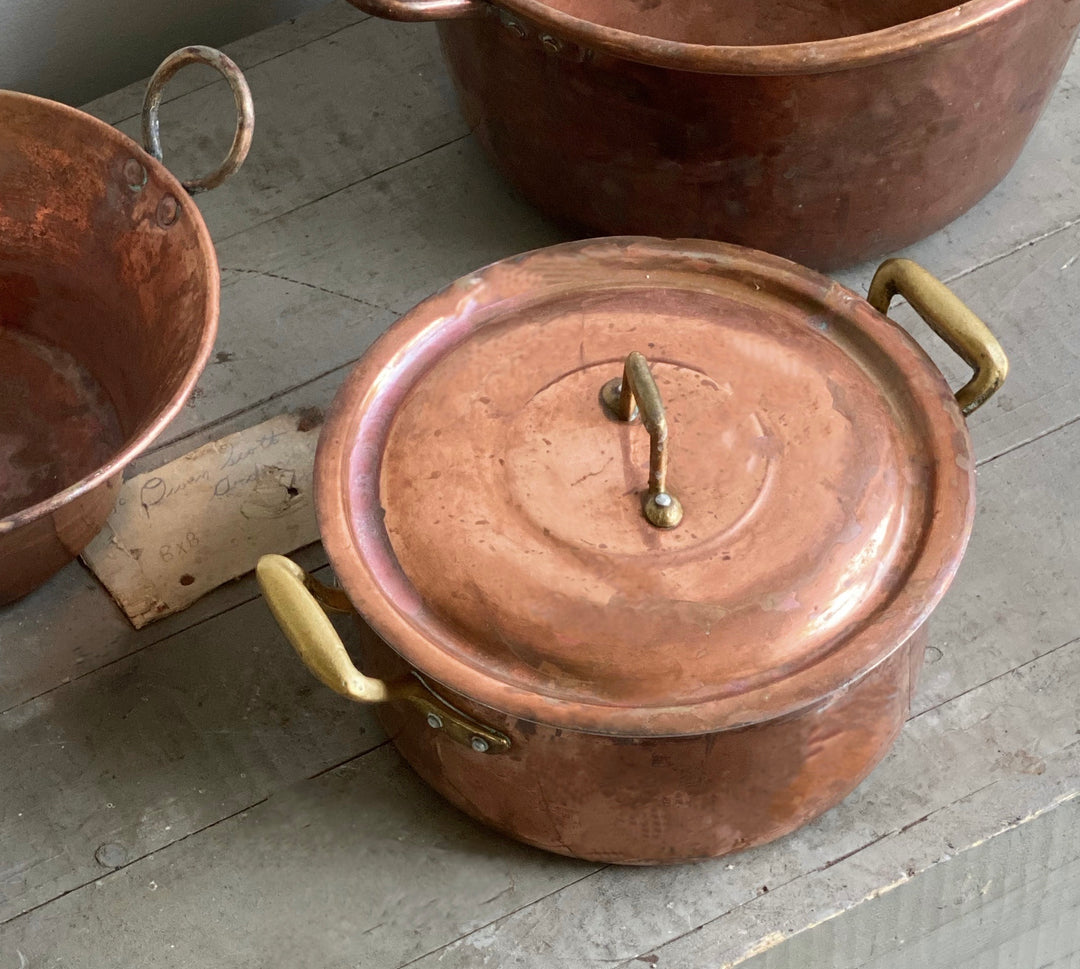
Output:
0,0,330,105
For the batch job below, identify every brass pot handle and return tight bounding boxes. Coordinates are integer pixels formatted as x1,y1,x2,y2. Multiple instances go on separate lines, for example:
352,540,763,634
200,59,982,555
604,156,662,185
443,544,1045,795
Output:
142,46,255,195
256,555,510,754
868,258,1008,416
601,351,684,528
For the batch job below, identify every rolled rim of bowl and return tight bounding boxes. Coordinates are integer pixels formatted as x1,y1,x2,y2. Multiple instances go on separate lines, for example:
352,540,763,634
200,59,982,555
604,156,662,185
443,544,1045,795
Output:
488,0,1028,75
0,92,220,536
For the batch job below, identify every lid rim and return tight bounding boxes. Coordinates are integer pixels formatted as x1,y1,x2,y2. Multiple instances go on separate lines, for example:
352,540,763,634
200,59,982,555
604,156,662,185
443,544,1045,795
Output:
316,237,974,736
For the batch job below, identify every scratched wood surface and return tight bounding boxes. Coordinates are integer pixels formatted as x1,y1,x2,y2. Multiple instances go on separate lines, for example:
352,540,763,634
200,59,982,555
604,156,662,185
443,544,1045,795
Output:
1,2,1079,965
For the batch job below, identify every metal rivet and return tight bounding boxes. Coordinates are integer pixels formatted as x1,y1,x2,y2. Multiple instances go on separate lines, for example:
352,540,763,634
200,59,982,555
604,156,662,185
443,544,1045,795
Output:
654,492,672,507
540,34,563,54
470,736,491,753
503,17,527,38
157,194,180,227
123,158,147,190
426,713,444,729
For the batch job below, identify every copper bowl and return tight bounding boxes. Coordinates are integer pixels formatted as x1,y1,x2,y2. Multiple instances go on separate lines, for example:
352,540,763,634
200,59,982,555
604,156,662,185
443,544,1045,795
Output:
348,0,1079,269
0,47,254,604
259,238,1007,864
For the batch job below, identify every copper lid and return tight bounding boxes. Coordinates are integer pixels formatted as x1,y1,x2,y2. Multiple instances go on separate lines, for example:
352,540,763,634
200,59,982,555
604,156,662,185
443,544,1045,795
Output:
317,239,974,736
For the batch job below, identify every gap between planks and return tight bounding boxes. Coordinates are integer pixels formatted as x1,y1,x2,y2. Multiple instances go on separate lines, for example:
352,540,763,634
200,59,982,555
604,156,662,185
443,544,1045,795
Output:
0,738,393,930
210,131,472,250
0,553,331,717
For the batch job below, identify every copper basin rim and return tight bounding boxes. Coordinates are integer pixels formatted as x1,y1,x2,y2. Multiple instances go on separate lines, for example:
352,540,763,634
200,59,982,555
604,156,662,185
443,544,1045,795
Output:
361,0,1033,74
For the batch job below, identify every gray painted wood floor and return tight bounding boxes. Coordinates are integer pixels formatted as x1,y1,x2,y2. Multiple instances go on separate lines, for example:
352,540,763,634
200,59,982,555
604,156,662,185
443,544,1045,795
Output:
1,3,1078,965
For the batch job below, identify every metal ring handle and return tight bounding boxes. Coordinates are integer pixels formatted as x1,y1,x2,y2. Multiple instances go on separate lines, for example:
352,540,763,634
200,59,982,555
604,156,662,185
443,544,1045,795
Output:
350,0,487,21
868,258,1008,416
141,46,255,195
601,352,684,528
256,555,509,753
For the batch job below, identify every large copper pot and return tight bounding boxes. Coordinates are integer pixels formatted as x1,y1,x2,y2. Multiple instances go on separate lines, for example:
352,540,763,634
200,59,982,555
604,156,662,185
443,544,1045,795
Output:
0,47,254,604
259,238,1007,864
351,0,1079,269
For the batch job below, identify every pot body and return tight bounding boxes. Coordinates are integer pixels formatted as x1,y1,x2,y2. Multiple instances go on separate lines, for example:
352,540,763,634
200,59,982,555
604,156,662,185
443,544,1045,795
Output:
260,240,1001,863
437,0,1079,269
0,92,220,604
361,621,927,864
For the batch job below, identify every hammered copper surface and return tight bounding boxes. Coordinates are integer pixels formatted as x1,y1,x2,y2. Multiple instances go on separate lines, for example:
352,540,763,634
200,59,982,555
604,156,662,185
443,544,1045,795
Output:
361,621,926,863
353,0,1080,268
0,92,219,604
317,238,974,737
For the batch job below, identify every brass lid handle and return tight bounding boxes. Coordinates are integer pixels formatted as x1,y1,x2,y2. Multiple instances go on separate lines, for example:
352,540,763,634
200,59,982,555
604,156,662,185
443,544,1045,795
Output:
601,351,684,528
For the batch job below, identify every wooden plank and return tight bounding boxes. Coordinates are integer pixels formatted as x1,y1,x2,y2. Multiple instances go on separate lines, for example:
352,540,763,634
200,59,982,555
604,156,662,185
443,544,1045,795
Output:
907,410,1080,717
0,566,383,923
0,745,597,965
634,752,1080,969
146,267,397,449
81,0,368,125
2,610,1075,965
142,136,566,453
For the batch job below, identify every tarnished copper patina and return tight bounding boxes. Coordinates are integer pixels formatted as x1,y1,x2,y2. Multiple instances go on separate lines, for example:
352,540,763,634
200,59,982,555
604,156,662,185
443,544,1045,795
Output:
259,238,1006,863
0,47,253,604
349,0,1080,269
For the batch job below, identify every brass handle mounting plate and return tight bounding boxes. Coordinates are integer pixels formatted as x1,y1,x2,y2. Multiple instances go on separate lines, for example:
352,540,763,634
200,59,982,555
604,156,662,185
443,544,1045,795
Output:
256,554,510,754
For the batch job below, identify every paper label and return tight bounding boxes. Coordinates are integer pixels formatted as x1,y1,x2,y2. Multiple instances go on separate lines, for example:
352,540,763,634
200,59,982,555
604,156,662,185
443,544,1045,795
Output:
82,410,323,627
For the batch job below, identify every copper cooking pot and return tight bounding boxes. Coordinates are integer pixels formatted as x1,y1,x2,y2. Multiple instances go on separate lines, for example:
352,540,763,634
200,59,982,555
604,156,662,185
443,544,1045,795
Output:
0,47,254,604
349,0,1079,269
258,238,1006,864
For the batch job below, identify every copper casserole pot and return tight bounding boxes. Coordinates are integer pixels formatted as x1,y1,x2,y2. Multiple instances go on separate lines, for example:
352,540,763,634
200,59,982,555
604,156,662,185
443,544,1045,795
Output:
0,47,254,604
348,0,1079,269
259,238,1006,864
